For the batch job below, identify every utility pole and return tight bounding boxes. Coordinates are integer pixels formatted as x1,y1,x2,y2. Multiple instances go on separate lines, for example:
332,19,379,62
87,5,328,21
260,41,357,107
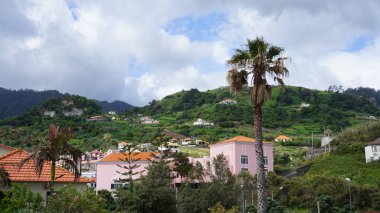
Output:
317,201,320,213
311,131,314,149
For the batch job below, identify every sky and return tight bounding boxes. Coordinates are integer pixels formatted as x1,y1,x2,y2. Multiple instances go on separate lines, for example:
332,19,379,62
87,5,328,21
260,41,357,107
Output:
1,0,380,106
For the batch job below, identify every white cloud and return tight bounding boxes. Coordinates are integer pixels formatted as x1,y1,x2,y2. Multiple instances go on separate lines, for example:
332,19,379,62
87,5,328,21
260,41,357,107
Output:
1,0,380,106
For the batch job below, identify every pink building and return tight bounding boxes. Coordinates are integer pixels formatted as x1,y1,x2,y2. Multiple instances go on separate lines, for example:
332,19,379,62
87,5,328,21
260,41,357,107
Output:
96,152,154,191
209,136,274,175
96,152,183,191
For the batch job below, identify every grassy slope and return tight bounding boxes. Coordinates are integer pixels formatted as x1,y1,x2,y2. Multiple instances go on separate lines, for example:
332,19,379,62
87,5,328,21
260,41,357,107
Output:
307,153,380,186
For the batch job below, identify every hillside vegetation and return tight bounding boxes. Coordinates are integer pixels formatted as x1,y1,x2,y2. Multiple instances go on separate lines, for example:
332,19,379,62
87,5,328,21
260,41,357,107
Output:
1,86,379,151
129,86,379,137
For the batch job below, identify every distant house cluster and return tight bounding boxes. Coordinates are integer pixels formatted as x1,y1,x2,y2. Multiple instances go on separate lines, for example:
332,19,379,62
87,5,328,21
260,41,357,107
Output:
140,116,160,125
193,118,214,126
219,98,237,105
300,102,311,108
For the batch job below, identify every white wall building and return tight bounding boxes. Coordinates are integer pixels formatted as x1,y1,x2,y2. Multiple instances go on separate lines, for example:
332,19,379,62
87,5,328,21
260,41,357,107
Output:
193,118,214,126
365,138,380,163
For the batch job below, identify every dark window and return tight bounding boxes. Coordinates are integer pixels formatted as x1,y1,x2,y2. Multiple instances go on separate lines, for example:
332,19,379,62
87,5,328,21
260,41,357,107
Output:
241,155,248,164
264,157,268,165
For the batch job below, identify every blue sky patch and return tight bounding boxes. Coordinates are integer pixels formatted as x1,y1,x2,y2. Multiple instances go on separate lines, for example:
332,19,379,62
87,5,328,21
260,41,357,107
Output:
66,0,78,21
345,36,373,52
164,12,227,42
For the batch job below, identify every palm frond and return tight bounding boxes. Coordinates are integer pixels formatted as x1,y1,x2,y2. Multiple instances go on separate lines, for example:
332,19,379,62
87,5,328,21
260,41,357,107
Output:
226,68,248,93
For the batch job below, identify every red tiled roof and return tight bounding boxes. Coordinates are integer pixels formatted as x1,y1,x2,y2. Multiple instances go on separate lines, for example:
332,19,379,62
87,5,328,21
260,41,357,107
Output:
98,152,156,162
0,149,90,183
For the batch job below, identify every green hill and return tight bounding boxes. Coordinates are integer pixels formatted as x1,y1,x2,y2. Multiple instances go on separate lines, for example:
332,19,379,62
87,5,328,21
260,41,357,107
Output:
129,86,380,137
1,85,379,151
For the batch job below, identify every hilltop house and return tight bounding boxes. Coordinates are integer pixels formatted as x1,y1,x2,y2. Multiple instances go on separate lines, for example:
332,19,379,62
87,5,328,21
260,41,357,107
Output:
193,118,214,126
300,102,310,108
365,138,380,163
43,110,56,117
140,116,160,125
64,108,83,117
0,148,90,198
209,136,274,175
219,99,237,105
87,115,108,122
275,135,292,142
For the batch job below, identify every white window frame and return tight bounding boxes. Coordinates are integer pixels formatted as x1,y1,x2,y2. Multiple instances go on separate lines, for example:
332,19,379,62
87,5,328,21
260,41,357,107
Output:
241,155,248,165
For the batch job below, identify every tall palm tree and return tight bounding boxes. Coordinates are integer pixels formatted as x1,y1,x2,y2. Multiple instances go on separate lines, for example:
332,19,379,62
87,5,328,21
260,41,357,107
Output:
21,125,83,192
227,37,289,213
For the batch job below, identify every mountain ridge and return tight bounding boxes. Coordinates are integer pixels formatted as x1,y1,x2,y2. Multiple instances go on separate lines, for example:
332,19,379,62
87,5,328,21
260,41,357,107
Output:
0,87,134,118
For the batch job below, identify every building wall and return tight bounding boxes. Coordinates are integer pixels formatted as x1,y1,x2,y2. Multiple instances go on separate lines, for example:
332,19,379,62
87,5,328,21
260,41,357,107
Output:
210,142,274,175
96,161,150,191
365,145,380,163
210,143,235,172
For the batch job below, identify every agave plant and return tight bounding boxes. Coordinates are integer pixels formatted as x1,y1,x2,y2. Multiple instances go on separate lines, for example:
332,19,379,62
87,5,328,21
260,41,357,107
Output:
226,37,289,213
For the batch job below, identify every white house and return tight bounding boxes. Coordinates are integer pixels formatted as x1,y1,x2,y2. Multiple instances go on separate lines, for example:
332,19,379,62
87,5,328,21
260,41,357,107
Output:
181,138,193,145
300,103,311,108
219,99,237,105
140,116,160,125
365,138,380,163
193,118,214,126
64,108,84,117
108,111,116,115
158,142,180,152
43,111,56,117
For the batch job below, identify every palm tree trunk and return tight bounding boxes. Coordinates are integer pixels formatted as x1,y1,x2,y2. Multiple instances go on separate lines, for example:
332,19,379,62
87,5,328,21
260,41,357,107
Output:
254,105,267,213
50,161,56,192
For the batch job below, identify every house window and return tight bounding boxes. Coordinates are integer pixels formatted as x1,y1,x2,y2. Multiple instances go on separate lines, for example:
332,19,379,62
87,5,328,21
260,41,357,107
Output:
241,155,248,164
372,146,378,152
264,157,268,165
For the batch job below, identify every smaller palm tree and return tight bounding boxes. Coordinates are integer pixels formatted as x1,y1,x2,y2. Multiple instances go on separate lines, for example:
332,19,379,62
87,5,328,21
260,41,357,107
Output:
20,125,83,191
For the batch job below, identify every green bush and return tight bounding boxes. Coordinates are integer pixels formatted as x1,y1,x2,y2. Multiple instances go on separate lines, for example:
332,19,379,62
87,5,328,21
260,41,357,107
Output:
46,186,108,213
0,184,44,213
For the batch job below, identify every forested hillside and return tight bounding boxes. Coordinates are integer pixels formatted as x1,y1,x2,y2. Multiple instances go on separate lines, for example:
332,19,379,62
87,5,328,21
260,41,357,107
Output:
95,100,135,112
1,85,379,151
344,87,380,106
129,86,380,133
0,87,134,118
0,87,64,119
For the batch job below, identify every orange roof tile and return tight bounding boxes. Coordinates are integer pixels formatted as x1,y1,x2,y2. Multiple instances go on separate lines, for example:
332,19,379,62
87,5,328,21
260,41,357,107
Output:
210,135,273,146
275,135,292,140
0,149,90,183
98,152,156,162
